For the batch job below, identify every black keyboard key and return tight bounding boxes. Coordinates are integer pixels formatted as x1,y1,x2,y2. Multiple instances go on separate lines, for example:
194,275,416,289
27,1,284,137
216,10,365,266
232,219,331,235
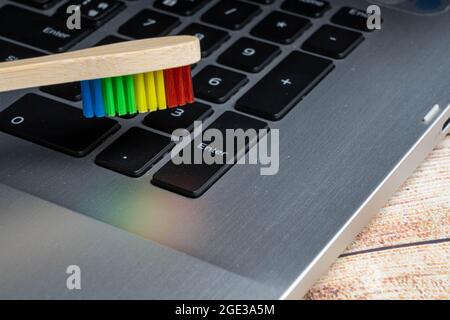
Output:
331,7,377,32
247,0,274,4
201,1,261,30
0,94,120,157
250,11,311,44
143,102,213,134
12,0,62,9
179,23,230,57
56,0,125,28
95,127,172,177
0,39,45,62
152,111,268,198
0,5,92,53
95,35,129,46
236,52,333,120
40,82,81,102
217,37,280,73
302,25,364,59
154,0,209,16
119,10,180,39
281,0,330,18
194,66,248,103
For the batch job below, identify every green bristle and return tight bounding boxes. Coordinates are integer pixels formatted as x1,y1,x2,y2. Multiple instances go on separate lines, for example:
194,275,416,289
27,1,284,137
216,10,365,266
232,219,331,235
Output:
102,77,116,116
124,75,137,114
113,77,127,116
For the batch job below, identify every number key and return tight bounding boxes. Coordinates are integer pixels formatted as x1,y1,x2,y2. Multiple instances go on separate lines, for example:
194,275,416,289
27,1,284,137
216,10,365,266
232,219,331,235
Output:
194,66,248,103
143,102,213,134
119,10,180,39
179,23,230,57
154,0,209,16
0,94,120,157
217,37,280,73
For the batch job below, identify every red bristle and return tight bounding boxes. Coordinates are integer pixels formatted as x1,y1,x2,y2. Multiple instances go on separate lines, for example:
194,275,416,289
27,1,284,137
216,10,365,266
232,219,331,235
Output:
173,67,186,106
181,65,194,104
163,68,178,108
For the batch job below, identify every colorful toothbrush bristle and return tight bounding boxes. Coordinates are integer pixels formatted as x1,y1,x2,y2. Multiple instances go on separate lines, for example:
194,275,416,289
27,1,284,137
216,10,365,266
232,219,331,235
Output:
81,66,194,118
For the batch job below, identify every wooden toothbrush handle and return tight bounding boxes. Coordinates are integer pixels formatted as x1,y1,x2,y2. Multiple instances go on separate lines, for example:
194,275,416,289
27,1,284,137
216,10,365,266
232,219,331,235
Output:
0,36,200,92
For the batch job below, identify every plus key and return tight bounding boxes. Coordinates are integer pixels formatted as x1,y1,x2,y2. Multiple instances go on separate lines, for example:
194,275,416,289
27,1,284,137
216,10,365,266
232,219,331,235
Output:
236,51,334,120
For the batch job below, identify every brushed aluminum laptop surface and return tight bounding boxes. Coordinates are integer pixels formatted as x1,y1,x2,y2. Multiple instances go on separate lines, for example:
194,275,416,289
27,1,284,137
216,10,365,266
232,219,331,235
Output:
0,0,449,298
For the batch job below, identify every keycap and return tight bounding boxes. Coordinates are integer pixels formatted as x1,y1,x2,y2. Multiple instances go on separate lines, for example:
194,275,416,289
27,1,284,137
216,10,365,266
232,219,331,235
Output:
152,111,268,198
0,39,45,62
0,94,120,157
12,0,62,9
217,37,280,73
40,82,81,102
246,0,274,4
302,25,364,59
119,10,180,39
201,1,261,30
236,51,334,120
194,66,248,103
95,127,172,177
95,35,129,46
281,0,330,18
0,5,91,53
250,11,311,44
55,0,125,28
143,102,213,134
154,0,209,16
331,7,377,32
179,23,230,57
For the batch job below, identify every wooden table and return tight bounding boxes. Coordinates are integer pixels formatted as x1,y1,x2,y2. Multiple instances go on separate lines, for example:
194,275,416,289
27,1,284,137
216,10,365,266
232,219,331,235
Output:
306,136,450,300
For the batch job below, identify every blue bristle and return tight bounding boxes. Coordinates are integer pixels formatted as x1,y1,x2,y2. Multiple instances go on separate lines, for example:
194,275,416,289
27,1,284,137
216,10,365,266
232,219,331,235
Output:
81,80,94,118
91,79,105,117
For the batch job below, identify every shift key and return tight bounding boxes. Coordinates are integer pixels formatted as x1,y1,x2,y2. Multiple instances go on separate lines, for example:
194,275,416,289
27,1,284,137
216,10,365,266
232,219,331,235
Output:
0,5,92,53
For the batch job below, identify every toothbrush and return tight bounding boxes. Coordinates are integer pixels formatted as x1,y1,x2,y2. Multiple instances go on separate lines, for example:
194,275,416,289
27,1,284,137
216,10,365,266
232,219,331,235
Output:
0,36,200,118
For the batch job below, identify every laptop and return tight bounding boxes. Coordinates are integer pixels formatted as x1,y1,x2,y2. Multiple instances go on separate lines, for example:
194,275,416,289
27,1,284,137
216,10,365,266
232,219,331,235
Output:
0,0,449,299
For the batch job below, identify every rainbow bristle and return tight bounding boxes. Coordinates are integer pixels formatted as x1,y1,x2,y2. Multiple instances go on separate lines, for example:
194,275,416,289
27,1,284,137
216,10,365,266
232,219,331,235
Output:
81,65,194,118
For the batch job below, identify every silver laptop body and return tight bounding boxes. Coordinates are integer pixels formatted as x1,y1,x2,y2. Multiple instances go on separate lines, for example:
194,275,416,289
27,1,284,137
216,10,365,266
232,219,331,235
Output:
0,0,449,298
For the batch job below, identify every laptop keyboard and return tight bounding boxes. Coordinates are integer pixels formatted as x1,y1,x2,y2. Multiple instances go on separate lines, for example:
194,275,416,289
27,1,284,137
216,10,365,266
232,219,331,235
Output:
0,0,374,198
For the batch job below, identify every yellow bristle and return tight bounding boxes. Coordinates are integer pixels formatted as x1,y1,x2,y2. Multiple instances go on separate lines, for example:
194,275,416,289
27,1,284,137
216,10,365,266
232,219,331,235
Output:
134,73,148,113
144,72,158,112
155,70,167,110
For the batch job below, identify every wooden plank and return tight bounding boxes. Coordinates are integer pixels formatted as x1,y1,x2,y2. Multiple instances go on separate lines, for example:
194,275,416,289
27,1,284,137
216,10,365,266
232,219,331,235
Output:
307,136,450,299
306,242,450,300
